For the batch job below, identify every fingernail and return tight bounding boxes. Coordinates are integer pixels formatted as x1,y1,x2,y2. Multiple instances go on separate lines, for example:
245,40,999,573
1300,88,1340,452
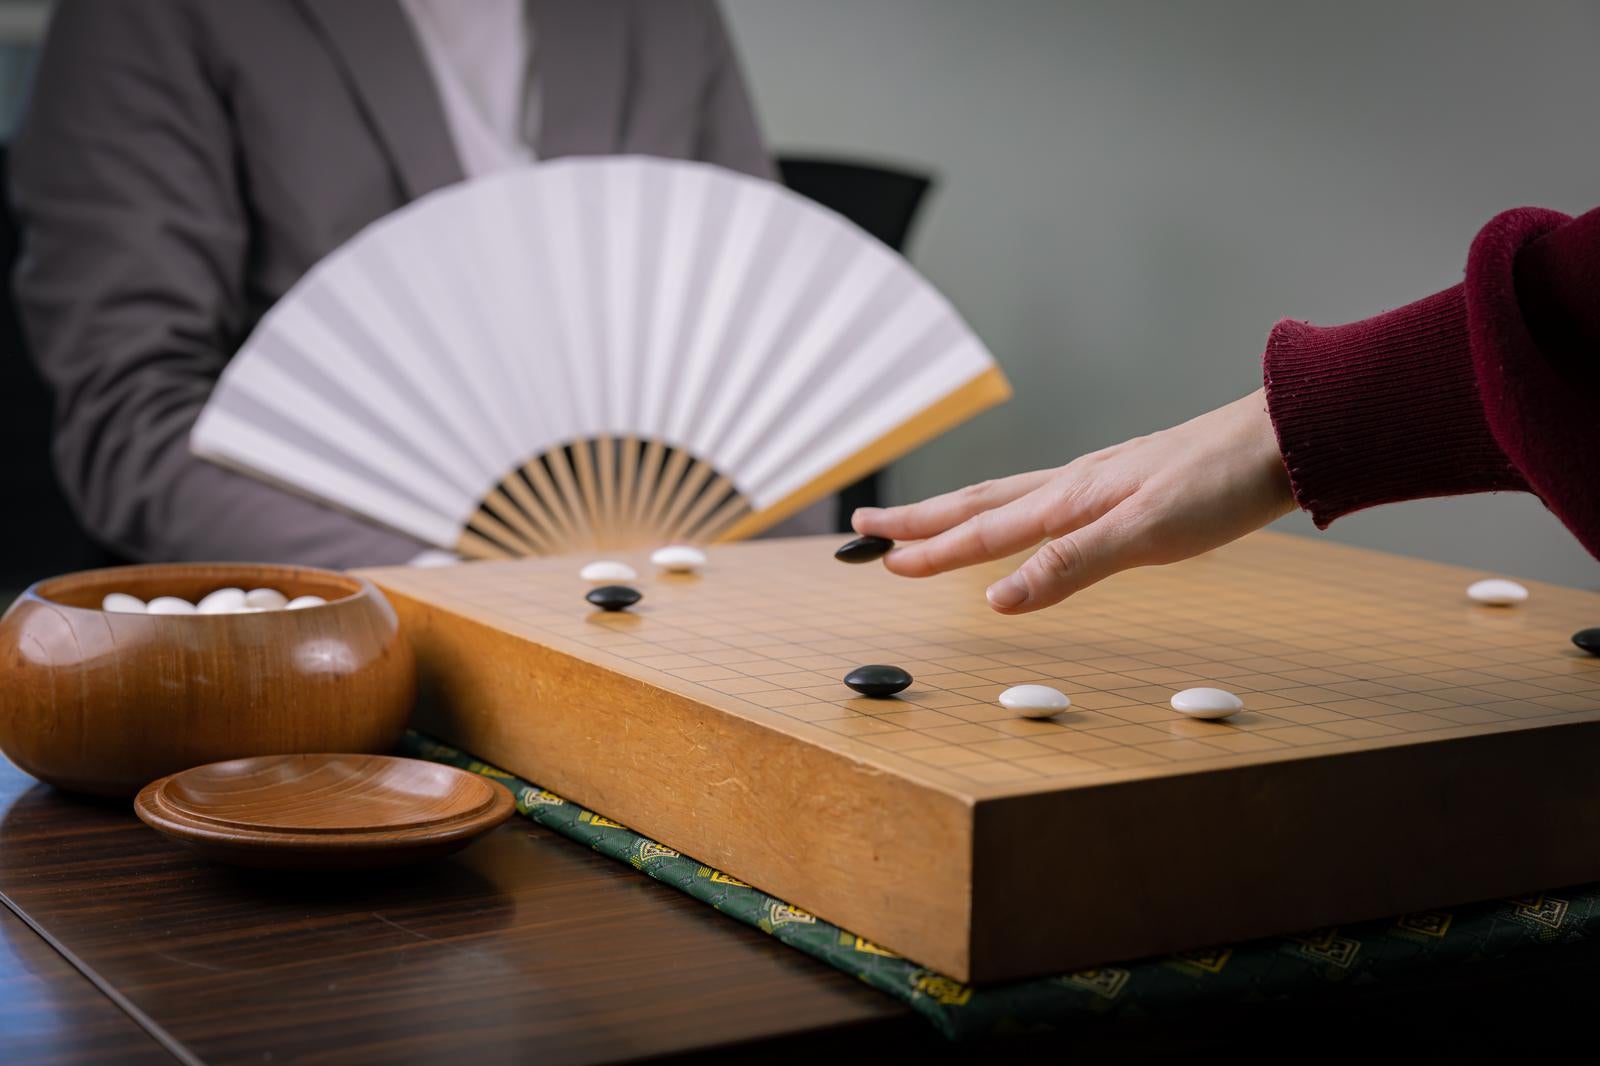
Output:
986,575,1027,609
851,507,881,530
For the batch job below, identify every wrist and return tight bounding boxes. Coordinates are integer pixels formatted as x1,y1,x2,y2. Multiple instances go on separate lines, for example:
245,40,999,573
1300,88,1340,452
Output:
1243,388,1296,518
1261,286,1526,528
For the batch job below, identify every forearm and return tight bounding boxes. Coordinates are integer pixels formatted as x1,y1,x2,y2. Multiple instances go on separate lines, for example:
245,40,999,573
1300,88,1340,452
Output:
1262,284,1527,523
50,375,424,567
11,0,423,570
1263,205,1600,560
160,451,428,568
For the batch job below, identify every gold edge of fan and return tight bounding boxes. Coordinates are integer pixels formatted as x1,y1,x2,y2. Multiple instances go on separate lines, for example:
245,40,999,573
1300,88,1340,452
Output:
714,365,1013,543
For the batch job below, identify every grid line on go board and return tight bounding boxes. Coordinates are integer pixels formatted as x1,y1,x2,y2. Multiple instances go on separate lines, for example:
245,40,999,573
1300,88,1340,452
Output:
402,534,1600,790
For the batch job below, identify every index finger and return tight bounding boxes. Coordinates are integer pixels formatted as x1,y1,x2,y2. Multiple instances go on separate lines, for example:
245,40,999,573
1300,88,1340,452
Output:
851,469,1052,542
880,485,1053,578
885,474,1129,579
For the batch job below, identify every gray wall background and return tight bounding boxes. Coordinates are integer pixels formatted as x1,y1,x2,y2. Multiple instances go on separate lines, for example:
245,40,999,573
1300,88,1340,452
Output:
724,0,1600,588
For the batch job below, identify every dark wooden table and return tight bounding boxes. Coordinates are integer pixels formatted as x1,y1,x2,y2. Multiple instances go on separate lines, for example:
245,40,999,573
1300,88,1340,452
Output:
1,903,171,1064
0,754,943,1064
12,751,1600,1064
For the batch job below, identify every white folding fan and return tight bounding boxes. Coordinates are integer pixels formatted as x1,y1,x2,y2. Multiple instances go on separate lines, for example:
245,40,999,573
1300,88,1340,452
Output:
192,156,1010,558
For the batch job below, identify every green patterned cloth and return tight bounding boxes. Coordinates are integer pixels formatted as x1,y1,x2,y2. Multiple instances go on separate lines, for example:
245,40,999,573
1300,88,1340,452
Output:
402,731,1600,1041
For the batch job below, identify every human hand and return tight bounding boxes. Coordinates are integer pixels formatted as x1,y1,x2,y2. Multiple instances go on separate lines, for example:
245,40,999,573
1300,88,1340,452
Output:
850,388,1296,614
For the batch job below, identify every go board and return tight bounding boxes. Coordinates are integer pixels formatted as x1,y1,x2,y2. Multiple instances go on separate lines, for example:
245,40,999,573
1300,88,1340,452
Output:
362,532,1600,983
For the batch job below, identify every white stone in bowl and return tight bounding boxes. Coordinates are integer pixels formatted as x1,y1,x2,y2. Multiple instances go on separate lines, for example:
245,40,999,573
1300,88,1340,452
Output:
286,595,327,610
650,545,706,573
244,587,289,610
580,560,637,583
1467,578,1528,606
101,593,147,614
197,587,247,614
145,596,197,615
998,684,1071,719
409,549,460,568
1170,687,1243,720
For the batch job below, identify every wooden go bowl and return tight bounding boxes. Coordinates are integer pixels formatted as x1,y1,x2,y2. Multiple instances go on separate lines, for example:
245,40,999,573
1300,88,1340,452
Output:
0,563,416,797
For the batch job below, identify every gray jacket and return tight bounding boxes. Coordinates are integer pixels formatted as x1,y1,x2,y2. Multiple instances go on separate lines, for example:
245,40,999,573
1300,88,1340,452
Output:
12,0,792,567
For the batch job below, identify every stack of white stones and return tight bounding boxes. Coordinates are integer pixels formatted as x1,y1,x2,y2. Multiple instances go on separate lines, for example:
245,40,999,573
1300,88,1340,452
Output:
100,587,328,615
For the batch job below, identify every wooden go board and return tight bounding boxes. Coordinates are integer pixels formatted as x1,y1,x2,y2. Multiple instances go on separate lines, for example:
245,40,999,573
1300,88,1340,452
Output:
363,532,1600,983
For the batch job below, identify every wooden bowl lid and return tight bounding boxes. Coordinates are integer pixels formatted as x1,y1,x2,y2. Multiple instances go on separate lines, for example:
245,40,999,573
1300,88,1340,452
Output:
135,755,514,863
152,754,500,833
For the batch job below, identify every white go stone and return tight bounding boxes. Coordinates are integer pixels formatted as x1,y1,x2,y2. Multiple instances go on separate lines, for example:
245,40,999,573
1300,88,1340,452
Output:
101,593,146,614
1467,578,1528,606
245,587,289,610
146,596,197,615
1170,687,1243,720
651,545,706,573
580,560,637,583
197,587,247,614
286,595,327,610
998,684,1072,719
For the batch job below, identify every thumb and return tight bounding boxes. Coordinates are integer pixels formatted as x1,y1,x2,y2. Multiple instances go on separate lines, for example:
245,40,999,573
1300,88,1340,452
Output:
984,517,1137,614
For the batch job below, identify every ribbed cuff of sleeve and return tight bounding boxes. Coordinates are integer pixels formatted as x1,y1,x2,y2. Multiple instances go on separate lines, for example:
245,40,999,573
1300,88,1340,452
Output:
1262,284,1528,529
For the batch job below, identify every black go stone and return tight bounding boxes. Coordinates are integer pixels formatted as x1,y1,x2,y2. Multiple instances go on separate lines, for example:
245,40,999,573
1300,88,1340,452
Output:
1574,628,1600,656
835,535,894,564
844,664,912,698
587,585,642,612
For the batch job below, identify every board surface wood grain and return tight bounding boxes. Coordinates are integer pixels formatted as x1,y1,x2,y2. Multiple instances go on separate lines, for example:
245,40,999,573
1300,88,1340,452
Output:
362,532,1600,983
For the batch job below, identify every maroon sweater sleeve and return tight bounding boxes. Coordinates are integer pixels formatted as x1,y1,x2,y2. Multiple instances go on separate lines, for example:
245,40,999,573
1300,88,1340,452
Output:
1262,206,1600,561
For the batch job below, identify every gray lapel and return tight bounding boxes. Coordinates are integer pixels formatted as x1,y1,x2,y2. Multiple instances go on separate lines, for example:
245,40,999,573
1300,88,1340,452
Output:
528,0,628,158
295,0,464,200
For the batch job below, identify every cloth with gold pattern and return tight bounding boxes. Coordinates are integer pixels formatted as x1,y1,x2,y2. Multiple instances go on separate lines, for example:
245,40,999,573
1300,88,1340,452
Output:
403,731,1600,1040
